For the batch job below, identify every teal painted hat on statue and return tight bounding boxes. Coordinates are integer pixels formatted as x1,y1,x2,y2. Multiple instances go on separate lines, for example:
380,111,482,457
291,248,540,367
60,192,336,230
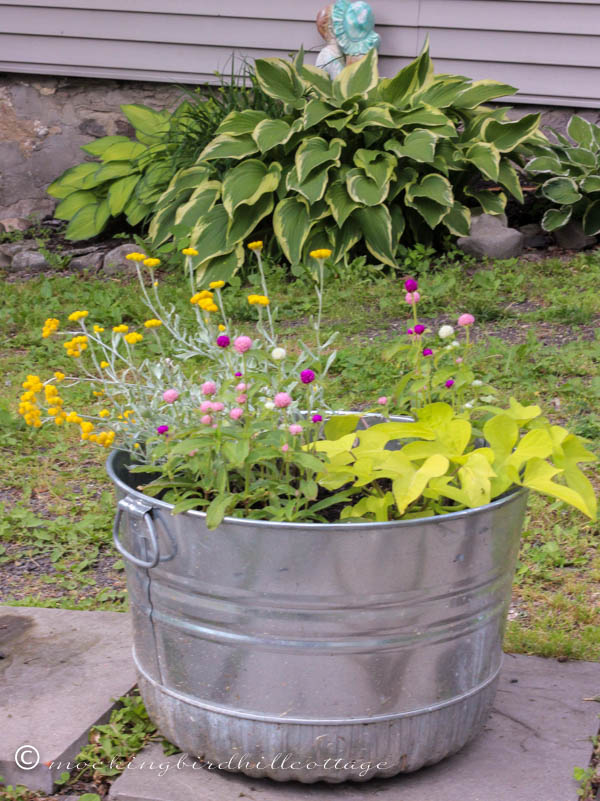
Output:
331,0,381,56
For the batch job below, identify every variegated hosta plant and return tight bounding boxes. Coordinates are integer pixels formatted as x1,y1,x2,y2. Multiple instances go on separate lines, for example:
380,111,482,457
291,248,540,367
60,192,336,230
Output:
149,43,545,284
525,115,600,235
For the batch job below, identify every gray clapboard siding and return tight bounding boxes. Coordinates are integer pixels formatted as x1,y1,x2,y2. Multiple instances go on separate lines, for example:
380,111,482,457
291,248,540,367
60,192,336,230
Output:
0,1,599,107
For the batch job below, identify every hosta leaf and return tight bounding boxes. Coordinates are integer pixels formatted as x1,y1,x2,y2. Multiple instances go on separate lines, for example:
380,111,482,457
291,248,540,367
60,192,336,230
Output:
443,202,471,237
296,137,344,183
354,205,395,266
198,134,258,162
526,155,567,175
254,58,305,107
47,163,100,198
346,168,389,206
406,173,453,207
121,104,170,143
325,181,360,227
582,199,600,236
466,142,500,181
567,115,594,150
222,160,281,217
465,188,507,216
162,165,212,197
417,77,469,108
80,135,131,156
124,197,151,226
100,141,147,162
329,218,361,262
227,193,275,243
197,245,245,288
454,80,517,108
287,164,331,205
395,106,452,129
348,104,396,132
333,48,379,100
303,99,342,130
148,204,178,246
189,204,231,259
353,149,397,183
65,199,110,241
216,110,269,136
498,161,523,203
581,175,600,193
54,190,98,221
378,44,430,106
273,196,313,264
541,177,582,205
108,175,140,216
300,64,333,96
387,129,437,163
252,119,292,153
482,114,540,152
405,196,448,229
565,147,596,169
175,181,221,228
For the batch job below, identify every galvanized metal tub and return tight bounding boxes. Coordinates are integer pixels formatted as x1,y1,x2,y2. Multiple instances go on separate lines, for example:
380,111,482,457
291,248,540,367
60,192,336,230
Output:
107,446,527,783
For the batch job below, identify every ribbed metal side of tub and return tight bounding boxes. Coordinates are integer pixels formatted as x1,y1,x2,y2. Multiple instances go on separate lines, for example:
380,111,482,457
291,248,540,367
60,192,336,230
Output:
107,449,528,783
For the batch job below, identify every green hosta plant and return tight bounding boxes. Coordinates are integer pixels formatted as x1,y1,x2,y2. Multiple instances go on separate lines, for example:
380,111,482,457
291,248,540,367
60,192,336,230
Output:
526,115,600,235
149,43,544,283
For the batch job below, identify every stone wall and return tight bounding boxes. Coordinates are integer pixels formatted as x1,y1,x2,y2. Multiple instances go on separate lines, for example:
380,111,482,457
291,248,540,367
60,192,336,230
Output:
1,71,600,224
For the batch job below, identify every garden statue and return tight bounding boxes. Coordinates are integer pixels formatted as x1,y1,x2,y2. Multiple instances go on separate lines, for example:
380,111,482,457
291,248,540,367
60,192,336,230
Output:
316,0,381,78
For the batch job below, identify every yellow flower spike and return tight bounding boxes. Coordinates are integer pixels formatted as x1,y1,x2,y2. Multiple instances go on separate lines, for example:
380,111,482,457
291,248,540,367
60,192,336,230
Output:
93,325,105,334
125,252,147,262
54,371,65,381
68,310,89,322
99,409,110,419
310,248,332,260
47,407,58,416
113,324,129,333
207,303,219,312
247,295,258,305
258,296,270,306
123,409,134,419
100,361,109,368
143,258,161,268
124,332,143,344
93,390,104,397
248,241,263,251
54,416,65,426
144,319,162,329
153,281,159,287
218,324,226,332
182,248,198,256
134,443,140,449
209,280,225,290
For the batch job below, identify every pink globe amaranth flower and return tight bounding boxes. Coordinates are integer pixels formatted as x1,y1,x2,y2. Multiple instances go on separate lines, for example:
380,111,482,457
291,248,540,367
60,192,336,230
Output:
234,335,253,353
216,335,230,348
200,400,212,413
162,389,179,403
423,348,433,357
274,392,292,408
404,278,418,293
202,381,217,396
312,413,323,423
445,379,455,389
456,356,463,364
201,414,212,425
156,425,169,435
414,324,426,335
458,313,475,327
281,443,290,453
235,382,247,392
211,401,224,412
230,407,244,420
378,396,388,405
405,291,420,305
289,424,303,435
300,369,316,384
236,394,247,404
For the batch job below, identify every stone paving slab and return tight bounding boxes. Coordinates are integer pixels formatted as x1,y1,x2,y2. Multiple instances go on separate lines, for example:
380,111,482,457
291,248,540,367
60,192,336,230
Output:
109,653,599,801
0,605,136,793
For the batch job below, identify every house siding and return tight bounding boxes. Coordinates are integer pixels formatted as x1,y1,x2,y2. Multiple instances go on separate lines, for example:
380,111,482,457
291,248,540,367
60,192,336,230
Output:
0,0,599,107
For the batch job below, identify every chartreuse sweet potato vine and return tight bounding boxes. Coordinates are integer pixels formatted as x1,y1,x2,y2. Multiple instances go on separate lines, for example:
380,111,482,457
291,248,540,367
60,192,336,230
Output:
313,400,597,523
149,42,546,283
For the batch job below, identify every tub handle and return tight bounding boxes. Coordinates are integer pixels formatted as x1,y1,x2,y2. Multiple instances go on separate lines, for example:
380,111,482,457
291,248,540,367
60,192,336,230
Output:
113,497,160,569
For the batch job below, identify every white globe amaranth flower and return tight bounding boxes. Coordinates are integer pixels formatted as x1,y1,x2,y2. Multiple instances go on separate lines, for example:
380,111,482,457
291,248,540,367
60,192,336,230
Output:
472,379,483,387
464,401,474,409
271,347,286,360
438,324,454,340
450,340,460,349
264,400,275,410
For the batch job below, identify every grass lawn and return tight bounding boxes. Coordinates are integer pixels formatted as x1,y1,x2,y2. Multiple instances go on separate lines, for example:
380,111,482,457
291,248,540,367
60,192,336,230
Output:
1,245,599,661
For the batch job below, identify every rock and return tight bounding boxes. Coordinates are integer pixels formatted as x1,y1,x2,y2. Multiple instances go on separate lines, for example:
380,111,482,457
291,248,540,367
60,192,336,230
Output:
519,223,552,249
0,217,30,233
102,243,143,276
553,220,597,250
11,249,50,273
70,250,105,272
458,213,524,260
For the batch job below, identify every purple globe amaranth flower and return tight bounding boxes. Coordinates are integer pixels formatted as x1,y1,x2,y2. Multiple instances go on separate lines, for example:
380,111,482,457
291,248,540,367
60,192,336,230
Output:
414,324,426,335
407,328,414,336
404,278,418,293
156,425,169,435
235,372,242,377
423,348,433,357
445,379,455,389
312,414,323,423
300,369,316,384
216,335,230,348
